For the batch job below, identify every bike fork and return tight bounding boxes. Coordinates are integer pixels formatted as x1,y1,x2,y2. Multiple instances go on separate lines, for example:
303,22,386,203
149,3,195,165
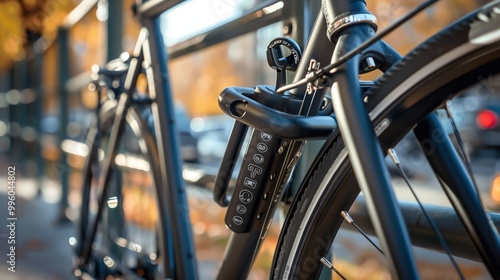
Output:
330,34,419,279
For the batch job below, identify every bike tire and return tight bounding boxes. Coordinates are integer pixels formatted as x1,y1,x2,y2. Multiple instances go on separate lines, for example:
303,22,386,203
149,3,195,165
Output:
272,2,500,279
77,99,171,280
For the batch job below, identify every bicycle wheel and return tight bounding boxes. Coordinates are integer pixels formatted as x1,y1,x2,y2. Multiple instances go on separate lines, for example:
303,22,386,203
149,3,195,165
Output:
76,99,171,279
272,2,500,279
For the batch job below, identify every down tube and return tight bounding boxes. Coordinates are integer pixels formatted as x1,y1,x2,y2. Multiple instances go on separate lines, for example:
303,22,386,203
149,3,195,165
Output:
216,9,334,280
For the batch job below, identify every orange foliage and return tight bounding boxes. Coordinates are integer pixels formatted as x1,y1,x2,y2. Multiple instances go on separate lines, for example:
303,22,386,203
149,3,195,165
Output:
0,0,75,72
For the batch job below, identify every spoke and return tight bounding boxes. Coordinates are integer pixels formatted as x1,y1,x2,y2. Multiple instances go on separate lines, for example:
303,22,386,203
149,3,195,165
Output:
388,149,465,280
320,257,347,280
341,211,384,255
444,103,471,163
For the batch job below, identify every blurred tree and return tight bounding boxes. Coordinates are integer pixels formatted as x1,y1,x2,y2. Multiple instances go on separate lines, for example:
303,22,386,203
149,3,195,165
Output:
0,0,75,73
0,1,26,70
368,0,490,55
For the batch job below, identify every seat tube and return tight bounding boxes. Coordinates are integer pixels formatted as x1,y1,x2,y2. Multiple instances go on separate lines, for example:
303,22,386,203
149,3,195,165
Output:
141,15,199,280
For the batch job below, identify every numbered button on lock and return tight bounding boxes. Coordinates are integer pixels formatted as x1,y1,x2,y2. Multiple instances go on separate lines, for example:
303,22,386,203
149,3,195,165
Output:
261,132,273,141
244,177,257,189
239,190,253,204
248,164,263,178
257,143,268,153
253,154,264,164
236,205,247,214
233,216,243,225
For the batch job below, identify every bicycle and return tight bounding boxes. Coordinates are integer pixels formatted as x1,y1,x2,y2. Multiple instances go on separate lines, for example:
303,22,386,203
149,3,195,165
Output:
72,1,197,279
72,0,500,279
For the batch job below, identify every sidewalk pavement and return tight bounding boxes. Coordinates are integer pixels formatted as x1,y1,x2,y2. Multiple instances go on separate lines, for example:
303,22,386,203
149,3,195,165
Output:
0,179,75,280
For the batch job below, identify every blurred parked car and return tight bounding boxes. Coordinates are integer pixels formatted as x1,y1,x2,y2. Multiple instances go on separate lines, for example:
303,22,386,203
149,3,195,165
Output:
477,104,500,208
175,104,199,163
475,105,500,149
190,114,235,164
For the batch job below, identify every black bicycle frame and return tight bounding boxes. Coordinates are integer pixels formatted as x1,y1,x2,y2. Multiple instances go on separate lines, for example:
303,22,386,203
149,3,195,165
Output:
79,1,199,279
323,2,419,279
141,16,200,280
320,0,500,278
221,0,500,278
315,1,500,279
80,0,500,279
